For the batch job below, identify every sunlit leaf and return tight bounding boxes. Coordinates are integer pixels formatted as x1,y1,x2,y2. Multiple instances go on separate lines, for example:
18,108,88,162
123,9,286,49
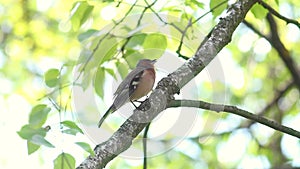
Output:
91,37,118,66
75,142,95,156
143,33,167,50
105,68,117,80
185,0,204,9
78,29,98,42
61,120,84,135
191,0,204,8
17,124,46,140
210,0,228,18
250,3,268,19
29,104,51,128
30,134,55,148
101,42,118,62
124,50,144,69
45,69,60,88
80,70,93,90
77,50,93,65
54,153,75,169
70,1,94,31
94,67,105,98
116,61,129,79
125,33,147,49
27,141,40,155
62,129,80,135
122,33,167,65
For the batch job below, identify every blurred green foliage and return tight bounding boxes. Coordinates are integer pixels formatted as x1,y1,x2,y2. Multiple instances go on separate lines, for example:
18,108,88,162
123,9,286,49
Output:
0,0,298,168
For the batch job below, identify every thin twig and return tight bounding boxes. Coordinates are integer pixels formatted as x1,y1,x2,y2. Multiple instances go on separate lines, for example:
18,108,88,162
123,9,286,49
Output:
168,99,300,139
42,0,140,101
137,0,157,26
73,0,139,84
176,18,192,60
192,0,228,25
115,0,146,8
245,81,294,127
143,0,184,33
266,13,300,91
258,0,300,29
242,20,269,40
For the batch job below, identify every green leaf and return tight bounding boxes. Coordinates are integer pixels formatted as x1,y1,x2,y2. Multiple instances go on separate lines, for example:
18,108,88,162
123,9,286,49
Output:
80,70,92,90
27,141,40,155
185,0,204,9
29,104,51,128
124,52,145,69
123,49,140,67
75,142,95,156
70,1,94,31
91,37,118,65
17,124,46,140
77,49,92,65
30,135,55,148
101,42,118,63
105,68,117,80
44,69,60,88
161,6,183,13
116,61,129,79
124,33,165,68
143,33,167,50
142,33,167,59
61,120,84,134
54,153,75,169
251,3,268,19
79,35,118,77
210,0,228,18
102,0,115,2
190,0,204,9
125,33,147,49
94,67,105,98
62,129,80,135
78,29,98,42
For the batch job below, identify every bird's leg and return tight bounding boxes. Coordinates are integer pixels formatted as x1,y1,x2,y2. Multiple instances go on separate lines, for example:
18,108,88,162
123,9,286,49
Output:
134,95,149,103
132,95,151,110
131,95,149,104
133,100,143,103
130,100,141,110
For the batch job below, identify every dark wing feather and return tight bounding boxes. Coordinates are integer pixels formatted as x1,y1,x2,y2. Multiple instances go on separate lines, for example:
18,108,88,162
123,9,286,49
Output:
113,67,145,97
128,70,144,97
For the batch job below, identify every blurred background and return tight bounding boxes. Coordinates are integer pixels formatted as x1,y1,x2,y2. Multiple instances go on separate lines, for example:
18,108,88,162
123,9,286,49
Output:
0,0,300,168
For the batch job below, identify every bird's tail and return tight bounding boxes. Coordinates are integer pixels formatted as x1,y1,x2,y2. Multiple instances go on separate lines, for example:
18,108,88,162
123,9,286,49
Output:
98,105,116,128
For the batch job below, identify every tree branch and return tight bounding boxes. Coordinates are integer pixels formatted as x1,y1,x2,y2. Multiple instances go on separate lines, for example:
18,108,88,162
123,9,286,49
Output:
257,0,300,29
266,13,300,91
168,99,300,139
77,0,257,168
242,20,269,40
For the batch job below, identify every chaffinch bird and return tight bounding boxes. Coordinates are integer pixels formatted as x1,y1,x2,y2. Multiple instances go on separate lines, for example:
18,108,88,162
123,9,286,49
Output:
98,59,156,128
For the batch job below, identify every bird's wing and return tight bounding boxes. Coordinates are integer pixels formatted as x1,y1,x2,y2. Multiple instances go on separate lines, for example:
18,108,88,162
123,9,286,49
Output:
113,66,145,97
128,70,144,97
